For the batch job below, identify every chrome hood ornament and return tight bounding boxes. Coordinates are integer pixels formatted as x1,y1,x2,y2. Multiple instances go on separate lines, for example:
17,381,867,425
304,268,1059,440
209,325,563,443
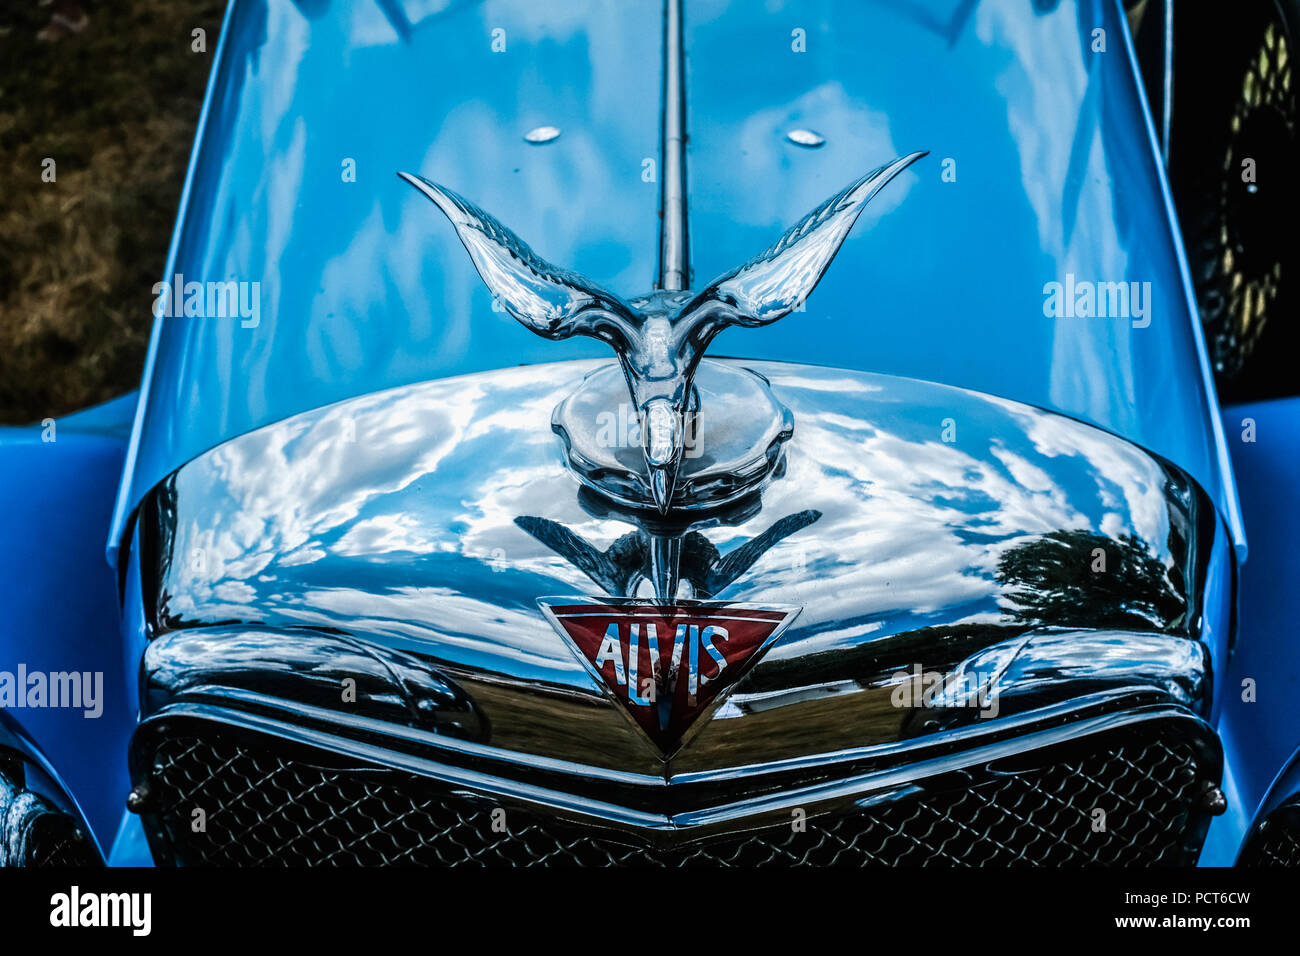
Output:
397,151,925,512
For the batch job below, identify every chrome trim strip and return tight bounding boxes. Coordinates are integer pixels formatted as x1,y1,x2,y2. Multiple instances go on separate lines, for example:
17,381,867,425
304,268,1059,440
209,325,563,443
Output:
137,699,1215,838
657,0,689,291
143,702,671,831
666,686,1190,785
670,705,1214,830
157,685,666,788
149,680,1180,792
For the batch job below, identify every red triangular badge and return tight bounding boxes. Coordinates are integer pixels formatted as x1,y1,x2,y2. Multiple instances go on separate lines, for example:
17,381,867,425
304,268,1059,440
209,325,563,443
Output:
540,599,800,757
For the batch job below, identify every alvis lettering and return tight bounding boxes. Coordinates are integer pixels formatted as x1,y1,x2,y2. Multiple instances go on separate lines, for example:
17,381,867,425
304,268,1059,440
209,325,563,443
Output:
541,600,798,756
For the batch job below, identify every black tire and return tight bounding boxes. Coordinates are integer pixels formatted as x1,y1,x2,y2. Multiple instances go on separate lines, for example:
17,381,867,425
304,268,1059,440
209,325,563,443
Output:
1170,0,1299,403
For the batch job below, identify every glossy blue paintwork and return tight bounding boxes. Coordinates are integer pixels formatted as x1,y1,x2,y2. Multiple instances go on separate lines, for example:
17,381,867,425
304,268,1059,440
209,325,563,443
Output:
106,522,154,866
107,0,1243,566
0,394,139,857
1201,397,1300,865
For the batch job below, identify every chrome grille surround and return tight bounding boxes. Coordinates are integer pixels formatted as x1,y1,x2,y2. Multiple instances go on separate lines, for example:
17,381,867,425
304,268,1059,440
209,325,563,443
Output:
129,702,1220,866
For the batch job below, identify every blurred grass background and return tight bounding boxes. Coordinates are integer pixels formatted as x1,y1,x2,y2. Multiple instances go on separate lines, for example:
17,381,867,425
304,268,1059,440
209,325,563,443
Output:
0,1,226,424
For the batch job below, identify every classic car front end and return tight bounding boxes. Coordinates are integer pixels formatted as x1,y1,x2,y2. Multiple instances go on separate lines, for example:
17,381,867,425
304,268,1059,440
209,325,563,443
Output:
124,357,1230,865
2,0,1297,870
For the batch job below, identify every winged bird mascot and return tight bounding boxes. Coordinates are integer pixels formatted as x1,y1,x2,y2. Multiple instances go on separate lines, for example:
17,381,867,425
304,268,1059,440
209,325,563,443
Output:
399,150,925,512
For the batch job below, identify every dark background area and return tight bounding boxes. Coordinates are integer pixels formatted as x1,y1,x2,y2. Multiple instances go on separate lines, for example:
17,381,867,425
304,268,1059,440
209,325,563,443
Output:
0,1,225,424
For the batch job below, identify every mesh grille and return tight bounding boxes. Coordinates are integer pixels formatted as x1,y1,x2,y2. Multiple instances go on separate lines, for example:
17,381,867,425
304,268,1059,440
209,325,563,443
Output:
136,723,1210,867
1237,806,1300,867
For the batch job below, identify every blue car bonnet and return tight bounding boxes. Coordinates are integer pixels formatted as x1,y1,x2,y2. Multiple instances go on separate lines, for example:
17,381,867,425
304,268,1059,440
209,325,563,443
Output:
108,0,1244,564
